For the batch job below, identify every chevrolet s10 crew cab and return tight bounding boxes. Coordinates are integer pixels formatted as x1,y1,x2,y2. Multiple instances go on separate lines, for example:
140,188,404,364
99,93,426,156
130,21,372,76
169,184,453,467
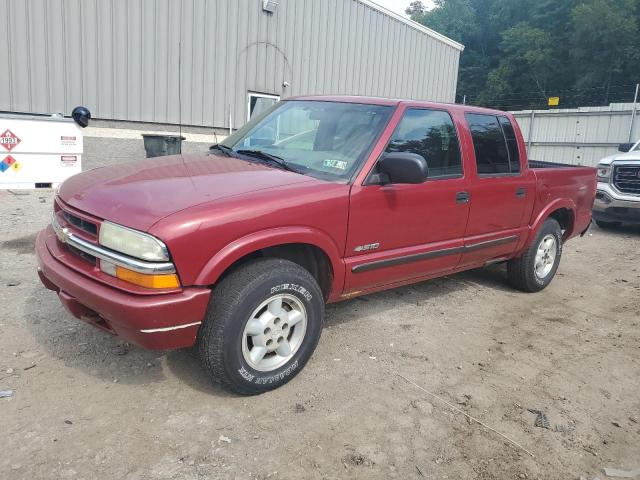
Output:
36,96,597,394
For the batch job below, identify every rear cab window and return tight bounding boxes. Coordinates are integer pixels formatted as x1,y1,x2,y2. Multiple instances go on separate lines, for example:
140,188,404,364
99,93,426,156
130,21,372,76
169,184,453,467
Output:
385,108,463,179
465,113,521,176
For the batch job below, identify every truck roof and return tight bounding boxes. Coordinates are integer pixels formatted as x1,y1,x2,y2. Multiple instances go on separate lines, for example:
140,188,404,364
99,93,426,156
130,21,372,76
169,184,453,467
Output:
288,95,509,116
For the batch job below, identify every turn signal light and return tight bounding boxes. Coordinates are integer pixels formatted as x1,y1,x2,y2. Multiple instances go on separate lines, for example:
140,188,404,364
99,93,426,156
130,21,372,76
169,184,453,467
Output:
114,266,180,289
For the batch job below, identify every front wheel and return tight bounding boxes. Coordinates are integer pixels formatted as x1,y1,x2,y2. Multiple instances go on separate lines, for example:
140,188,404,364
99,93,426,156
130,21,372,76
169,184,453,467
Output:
197,258,324,395
507,218,563,292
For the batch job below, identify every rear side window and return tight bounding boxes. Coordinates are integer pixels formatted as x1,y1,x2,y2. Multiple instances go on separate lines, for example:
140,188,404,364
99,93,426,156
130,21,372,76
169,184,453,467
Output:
498,116,520,173
465,113,510,175
386,108,462,179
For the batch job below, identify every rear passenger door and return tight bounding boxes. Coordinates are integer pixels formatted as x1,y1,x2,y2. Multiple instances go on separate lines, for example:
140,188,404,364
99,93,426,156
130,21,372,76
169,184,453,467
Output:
459,113,535,267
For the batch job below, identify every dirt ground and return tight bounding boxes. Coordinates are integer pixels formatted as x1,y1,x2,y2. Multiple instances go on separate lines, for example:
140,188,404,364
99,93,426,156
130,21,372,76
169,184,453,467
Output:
1,187,639,480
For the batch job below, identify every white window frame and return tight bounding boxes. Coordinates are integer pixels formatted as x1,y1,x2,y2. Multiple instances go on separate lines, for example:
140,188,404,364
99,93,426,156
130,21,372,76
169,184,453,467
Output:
247,92,280,121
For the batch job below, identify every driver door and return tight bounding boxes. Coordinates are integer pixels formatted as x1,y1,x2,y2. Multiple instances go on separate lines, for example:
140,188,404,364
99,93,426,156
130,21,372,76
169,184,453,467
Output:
344,107,470,294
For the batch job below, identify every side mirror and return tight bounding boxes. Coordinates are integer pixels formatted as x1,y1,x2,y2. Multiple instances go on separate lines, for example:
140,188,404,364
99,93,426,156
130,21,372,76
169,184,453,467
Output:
618,142,634,152
373,152,428,184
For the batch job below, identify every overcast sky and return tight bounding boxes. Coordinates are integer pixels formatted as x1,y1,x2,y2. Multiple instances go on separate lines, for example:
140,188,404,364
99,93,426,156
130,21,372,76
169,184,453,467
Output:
371,0,411,17
371,0,433,17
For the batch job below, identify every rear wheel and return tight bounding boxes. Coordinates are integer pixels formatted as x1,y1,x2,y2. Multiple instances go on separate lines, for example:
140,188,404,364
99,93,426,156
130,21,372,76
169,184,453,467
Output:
197,258,324,395
507,218,563,292
595,220,621,229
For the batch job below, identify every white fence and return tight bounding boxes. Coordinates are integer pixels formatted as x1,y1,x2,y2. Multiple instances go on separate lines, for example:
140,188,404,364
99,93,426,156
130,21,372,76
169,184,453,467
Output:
511,102,639,167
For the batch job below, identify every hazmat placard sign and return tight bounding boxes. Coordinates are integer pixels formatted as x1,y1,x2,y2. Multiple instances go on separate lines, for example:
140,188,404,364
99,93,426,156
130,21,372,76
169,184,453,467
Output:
0,129,21,152
0,155,20,173
0,114,82,189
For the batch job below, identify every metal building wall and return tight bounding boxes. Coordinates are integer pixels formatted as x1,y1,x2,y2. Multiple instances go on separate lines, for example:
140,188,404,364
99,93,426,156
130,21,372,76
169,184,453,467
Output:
0,0,463,129
512,103,640,166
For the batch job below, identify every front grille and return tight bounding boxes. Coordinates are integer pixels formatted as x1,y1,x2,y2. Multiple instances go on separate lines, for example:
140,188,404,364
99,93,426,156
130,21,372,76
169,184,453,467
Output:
613,165,640,195
63,211,98,236
55,201,100,266
67,245,97,265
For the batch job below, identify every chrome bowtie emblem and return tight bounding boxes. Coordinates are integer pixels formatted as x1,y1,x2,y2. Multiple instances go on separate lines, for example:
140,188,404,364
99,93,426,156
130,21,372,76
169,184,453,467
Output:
52,215,69,243
55,227,69,243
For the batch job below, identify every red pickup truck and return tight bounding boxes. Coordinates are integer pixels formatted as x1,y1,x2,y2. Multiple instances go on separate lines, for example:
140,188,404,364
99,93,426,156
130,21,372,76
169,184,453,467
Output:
36,96,596,394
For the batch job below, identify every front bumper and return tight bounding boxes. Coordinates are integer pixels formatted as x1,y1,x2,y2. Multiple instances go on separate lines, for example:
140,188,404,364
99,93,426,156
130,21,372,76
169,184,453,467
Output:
593,185,640,224
36,227,211,350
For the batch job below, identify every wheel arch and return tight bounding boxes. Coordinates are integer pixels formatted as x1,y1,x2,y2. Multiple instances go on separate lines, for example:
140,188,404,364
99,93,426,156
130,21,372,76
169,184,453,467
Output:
527,199,577,246
194,227,345,301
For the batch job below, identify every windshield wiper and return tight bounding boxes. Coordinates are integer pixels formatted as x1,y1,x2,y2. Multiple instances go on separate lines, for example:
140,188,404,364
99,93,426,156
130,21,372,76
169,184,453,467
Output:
236,149,300,173
209,144,236,157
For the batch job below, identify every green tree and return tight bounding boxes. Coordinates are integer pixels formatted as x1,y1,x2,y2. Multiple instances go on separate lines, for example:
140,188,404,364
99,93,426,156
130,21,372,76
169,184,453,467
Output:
571,0,638,100
483,23,556,108
407,0,639,109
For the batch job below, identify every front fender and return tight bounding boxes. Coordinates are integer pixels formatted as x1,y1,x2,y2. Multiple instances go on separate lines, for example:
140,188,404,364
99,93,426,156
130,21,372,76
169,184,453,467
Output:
194,226,345,298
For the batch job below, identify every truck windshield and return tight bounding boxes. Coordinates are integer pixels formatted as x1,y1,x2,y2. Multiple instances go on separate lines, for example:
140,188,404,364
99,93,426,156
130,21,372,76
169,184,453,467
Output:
220,100,393,182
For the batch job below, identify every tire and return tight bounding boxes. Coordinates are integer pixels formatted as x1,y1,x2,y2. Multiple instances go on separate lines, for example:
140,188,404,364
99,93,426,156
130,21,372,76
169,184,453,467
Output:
507,218,563,293
197,258,324,395
595,220,621,229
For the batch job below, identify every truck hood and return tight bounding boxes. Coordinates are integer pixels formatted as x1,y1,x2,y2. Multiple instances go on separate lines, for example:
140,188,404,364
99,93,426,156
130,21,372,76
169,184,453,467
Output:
58,153,315,231
598,150,640,166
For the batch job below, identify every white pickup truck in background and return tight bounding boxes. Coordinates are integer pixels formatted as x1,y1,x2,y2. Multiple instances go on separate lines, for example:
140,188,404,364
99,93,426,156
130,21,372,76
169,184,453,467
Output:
593,140,640,228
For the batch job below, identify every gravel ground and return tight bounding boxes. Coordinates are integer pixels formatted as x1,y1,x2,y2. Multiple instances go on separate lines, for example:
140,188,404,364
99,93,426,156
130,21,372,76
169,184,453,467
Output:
1,144,639,479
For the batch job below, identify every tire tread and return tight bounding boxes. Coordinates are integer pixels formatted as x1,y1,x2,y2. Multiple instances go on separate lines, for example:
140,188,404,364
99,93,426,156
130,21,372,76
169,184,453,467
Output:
197,258,321,394
507,218,562,293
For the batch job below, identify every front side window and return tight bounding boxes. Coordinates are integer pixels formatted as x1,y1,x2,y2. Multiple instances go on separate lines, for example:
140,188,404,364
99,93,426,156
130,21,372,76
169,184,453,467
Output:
223,100,393,182
385,108,462,178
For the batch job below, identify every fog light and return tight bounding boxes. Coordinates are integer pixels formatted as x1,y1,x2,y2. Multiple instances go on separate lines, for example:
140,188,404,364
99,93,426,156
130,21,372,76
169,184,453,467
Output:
100,259,117,276
595,191,611,204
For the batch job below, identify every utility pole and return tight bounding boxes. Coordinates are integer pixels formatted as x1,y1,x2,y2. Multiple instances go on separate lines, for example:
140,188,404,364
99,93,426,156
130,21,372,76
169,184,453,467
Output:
628,83,639,142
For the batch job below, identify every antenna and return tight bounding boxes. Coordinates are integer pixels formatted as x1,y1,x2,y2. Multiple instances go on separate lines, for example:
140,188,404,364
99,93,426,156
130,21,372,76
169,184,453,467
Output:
178,40,182,146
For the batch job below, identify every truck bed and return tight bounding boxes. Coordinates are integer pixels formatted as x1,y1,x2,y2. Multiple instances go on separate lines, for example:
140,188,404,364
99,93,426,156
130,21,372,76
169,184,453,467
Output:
529,159,583,169
529,161,597,237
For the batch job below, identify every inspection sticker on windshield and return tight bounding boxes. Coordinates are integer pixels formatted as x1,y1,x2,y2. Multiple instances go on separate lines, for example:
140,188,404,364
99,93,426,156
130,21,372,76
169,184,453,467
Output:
323,159,348,170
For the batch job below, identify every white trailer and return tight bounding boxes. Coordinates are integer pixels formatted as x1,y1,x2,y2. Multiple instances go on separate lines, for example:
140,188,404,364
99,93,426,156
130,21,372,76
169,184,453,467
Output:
0,114,83,189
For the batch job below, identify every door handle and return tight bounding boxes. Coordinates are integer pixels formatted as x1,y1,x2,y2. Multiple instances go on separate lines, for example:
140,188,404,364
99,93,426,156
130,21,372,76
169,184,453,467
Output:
456,191,470,204
515,187,526,198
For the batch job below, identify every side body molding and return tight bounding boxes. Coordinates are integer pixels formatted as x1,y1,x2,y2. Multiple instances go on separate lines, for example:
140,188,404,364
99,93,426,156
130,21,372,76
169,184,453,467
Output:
194,226,346,301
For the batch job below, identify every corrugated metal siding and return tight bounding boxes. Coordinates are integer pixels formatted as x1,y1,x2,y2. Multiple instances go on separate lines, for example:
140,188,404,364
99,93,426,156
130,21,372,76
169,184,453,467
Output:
512,103,640,166
0,0,461,129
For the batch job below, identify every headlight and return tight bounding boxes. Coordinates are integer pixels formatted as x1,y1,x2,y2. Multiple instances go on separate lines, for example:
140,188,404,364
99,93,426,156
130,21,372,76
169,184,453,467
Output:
596,166,611,181
99,221,169,261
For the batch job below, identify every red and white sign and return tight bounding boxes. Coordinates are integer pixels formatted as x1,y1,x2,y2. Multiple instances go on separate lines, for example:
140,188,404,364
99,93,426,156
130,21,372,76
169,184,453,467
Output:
0,129,21,152
61,155,78,166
